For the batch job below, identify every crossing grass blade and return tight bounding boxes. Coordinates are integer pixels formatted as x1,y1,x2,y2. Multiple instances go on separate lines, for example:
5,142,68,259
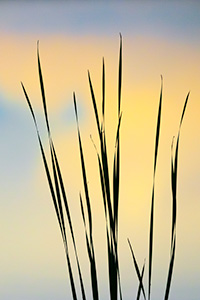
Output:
136,263,145,300
91,133,123,300
66,251,78,300
90,75,117,300
128,239,146,300
148,76,163,300
164,92,189,300
51,144,87,300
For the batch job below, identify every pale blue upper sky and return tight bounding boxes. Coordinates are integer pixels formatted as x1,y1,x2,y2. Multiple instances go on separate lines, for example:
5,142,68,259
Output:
0,1,200,43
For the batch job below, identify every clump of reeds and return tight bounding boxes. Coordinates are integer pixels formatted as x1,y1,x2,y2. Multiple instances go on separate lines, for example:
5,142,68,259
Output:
21,36,189,300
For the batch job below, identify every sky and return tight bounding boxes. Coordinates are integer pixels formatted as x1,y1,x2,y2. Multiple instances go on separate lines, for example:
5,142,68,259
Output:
0,1,200,300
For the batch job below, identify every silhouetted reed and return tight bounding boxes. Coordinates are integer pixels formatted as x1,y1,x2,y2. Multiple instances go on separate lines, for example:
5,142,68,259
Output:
22,36,189,300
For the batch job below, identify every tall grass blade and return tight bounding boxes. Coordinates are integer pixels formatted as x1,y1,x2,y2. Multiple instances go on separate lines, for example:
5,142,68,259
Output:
101,131,119,299
164,233,176,300
74,93,93,236
101,132,114,231
113,113,122,236
108,234,123,300
113,34,122,236
80,192,99,300
90,136,108,220
148,76,163,300
88,66,114,231
118,33,122,116
110,249,117,300
22,82,80,300
88,37,123,300
88,66,116,299
23,46,88,299
91,135,123,300
74,93,99,300
21,83,64,240
80,193,92,261
102,57,105,124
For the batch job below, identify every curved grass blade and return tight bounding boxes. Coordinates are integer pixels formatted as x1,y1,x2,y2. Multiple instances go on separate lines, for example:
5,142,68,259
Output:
148,76,163,300
37,41,50,135
171,92,189,245
128,239,146,300
88,71,101,137
164,92,189,300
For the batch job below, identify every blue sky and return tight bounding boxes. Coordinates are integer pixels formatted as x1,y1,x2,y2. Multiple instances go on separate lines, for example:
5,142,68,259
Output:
0,1,200,43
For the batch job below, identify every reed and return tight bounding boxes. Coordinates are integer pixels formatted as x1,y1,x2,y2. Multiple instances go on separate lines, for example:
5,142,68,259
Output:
22,36,189,300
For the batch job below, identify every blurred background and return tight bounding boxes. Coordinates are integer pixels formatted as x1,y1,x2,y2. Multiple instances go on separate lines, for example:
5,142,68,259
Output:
0,1,199,299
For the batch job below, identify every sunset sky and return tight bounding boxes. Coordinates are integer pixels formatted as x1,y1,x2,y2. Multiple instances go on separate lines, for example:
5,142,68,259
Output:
0,1,200,300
